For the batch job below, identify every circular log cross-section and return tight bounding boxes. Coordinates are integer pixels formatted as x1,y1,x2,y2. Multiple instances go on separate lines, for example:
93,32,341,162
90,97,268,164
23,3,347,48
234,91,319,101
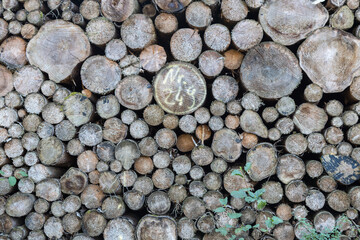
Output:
101,0,139,23
221,0,248,24
120,14,156,51
140,45,167,73
204,24,231,52
170,28,202,62
330,6,354,30
0,36,28,69
37,136,69,166
63,93,94,127
224,167,253,193
26,20,91,83
231,19,263,51
211,128,242,162
277,154,305,184
259,0,328,45
60,168,88,195
185,1,212,30
293,103,328,135
246,143,277,181
298,27,360,93
13,65,44,96
115,75,153,110
81,55,121,95
240,42,302,99
136,215,177,240
104,218,135,240
153,61,207,115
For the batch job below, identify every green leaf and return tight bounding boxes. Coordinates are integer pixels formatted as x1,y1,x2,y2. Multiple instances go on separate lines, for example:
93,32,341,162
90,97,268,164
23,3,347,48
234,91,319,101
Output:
215,228,228,236
214,207,226,213
229,235,236,240
8,176,17,186
219,197,228,206
253,224,260,228
231,190,247,199
19,171,28,177
231,169,243,177
257,199,267,210
225,224,233,229
0,170,4,176
255,189,266,197
265,219,273,228
245,196,255,203
239,238,244,240
228,212,242,219
260,228,268,232
248,191,256,198
235,226,251,234
235,225,252,234
271,216,284,225
244,162,252,172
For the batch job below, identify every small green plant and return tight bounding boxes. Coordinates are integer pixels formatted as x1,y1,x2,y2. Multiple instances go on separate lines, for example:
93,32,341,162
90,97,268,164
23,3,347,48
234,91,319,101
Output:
264,216,283,231
297,215,360,240
0,170,27,187
231,162,252,178
214,165,282,240
297,218,341,240
231,164,267,210
231,188,267,210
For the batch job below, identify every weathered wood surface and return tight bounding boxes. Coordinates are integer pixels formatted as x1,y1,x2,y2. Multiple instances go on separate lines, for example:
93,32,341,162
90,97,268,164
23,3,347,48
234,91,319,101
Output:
2,0,360,238
153,61,206,115
240,42,302,99
259,0,328,45
26,20,91,83
298,27,360,93
321,155,360,185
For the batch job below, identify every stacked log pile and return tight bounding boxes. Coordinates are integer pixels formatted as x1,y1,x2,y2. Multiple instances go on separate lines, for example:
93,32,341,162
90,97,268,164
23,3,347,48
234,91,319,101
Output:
1,0,360,239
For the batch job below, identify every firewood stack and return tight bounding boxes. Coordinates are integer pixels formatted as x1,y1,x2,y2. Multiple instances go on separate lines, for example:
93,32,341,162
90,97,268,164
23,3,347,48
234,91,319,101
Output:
1,0,360,239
